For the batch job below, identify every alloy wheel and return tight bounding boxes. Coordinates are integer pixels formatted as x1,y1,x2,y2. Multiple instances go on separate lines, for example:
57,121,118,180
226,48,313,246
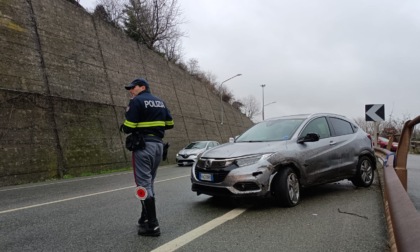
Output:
360,159,373,183
287,173,300,204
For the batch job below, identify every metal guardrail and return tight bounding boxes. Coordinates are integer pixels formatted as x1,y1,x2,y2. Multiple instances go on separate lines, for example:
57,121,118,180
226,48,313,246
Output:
375,115,420,252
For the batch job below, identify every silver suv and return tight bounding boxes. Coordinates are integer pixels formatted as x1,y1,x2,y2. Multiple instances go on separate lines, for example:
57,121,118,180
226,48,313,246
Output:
191,113,375,207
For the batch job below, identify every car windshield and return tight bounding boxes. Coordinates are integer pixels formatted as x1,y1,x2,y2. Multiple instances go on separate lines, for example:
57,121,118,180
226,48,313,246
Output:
185,142,207,149
236,119,305,142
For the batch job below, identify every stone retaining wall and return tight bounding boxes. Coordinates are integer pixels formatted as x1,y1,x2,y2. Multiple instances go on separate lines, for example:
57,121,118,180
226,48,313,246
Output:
0,0,253,186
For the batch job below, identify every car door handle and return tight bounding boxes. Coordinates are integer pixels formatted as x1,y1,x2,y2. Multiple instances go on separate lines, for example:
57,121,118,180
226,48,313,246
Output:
329,141,336,145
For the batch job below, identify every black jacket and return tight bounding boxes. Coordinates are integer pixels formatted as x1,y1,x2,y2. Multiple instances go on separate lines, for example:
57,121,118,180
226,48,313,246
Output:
121,90,174,139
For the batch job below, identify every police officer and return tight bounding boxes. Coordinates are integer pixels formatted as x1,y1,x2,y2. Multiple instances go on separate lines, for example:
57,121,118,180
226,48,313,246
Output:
120,78,174,236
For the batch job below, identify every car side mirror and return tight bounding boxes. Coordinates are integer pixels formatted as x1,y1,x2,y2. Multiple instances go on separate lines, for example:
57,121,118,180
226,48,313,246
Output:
297,133,320,143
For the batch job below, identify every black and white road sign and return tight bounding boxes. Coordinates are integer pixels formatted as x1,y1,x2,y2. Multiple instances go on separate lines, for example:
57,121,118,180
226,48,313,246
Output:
365,104,385,122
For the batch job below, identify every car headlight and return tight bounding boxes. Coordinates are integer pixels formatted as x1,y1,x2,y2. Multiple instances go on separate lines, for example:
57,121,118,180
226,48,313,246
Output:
176,153,179,157
235,153,273,167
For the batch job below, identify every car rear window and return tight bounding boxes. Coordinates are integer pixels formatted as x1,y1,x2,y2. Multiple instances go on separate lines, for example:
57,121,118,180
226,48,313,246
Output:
329,117,354,136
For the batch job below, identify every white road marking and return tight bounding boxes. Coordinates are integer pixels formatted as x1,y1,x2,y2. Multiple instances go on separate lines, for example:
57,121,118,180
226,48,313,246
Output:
151,208,247,252
0,175,189,215
0,165,175,193
0,172,132,192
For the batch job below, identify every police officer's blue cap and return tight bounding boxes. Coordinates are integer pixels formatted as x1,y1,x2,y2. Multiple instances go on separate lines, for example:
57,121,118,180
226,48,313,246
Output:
125,78,150,90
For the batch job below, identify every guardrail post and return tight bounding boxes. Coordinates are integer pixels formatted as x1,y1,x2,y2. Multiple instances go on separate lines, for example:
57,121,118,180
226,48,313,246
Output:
395,116,420,190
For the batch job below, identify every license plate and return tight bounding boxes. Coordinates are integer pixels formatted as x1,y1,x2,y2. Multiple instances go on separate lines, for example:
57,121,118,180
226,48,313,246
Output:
200,173,213,182
183,162,188,165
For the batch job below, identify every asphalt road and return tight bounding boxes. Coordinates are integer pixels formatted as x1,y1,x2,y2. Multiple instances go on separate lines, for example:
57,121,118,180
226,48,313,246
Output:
407,154,420,210
0,165,388,252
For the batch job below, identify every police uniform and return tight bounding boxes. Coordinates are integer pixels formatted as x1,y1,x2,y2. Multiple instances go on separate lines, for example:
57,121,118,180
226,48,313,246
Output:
120,78,174,237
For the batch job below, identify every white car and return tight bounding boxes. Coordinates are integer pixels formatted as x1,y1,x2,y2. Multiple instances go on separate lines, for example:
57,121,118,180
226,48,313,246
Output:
176,141,220,166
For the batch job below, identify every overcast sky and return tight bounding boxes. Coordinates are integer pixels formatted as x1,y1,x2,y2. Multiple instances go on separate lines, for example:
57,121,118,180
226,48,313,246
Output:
79,0,420,122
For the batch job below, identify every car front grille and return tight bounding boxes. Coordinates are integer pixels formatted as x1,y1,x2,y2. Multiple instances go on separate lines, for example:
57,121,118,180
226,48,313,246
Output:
196,158,233,169
195,157,238,183
194,167,230,183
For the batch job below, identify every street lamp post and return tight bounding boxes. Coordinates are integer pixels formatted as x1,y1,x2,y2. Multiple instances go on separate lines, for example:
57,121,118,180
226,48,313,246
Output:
261,84,266,120
220,74,242,124
263,101,276,120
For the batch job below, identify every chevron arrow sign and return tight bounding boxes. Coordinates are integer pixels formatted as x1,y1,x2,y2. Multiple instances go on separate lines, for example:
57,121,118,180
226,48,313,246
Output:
365,104,385,122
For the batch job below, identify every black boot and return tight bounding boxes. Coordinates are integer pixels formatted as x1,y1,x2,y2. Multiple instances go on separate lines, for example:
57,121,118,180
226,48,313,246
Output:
137,202,148,228
138,197,160,237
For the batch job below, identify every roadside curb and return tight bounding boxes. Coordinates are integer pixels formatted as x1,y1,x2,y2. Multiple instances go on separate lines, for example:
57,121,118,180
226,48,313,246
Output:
376,158,396,251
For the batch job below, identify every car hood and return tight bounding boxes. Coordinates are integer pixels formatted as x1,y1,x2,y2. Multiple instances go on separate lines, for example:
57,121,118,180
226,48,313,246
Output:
178,148,205,155
202,141,287,158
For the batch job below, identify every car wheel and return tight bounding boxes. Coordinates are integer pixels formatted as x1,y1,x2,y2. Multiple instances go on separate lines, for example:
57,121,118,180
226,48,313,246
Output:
351,156,374,187
272,167,300,207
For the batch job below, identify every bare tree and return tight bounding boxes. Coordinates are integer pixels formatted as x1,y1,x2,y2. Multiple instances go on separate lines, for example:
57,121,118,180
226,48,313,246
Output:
204,71,218,85
69,0,84,8
124,0,185,57
219,85,233,103
353,114,416,144
240,95,261,120
186,58,200,75
231,100,243,110
353,117,376,135
95,0,126,27
160,38,183,63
